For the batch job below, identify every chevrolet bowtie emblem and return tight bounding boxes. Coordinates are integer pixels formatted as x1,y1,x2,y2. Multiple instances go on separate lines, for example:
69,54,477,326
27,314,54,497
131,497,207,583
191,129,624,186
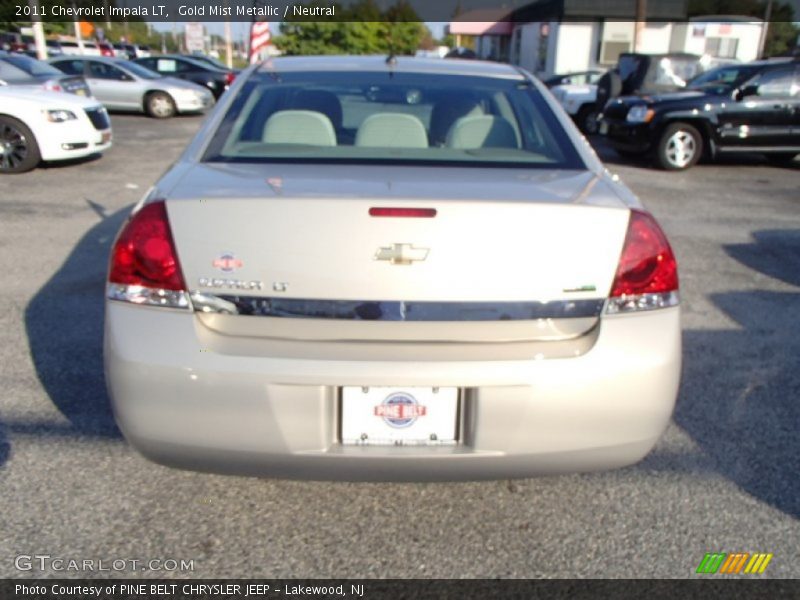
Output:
374,243,430,265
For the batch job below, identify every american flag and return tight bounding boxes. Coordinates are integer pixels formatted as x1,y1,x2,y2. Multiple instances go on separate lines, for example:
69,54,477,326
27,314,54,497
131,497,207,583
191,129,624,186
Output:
249,21,272,64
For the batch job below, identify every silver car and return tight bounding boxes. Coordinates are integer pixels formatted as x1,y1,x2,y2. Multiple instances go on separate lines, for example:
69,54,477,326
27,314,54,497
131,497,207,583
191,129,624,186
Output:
49,56,214,118
104,57,681,481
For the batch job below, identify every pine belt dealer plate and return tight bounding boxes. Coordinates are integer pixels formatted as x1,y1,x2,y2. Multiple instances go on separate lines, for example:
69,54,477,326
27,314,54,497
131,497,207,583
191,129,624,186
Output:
341,386,459,446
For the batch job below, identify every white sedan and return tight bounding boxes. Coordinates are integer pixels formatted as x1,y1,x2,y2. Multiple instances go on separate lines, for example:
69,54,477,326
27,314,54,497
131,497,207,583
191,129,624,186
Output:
104,56,680,481
0,87,112,173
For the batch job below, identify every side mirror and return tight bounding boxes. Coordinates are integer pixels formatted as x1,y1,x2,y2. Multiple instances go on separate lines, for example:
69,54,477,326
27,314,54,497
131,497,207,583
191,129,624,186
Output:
734,84,758,101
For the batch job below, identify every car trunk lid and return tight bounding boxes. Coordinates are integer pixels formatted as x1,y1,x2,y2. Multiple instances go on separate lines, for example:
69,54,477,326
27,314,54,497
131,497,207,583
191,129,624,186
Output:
165,164,631,343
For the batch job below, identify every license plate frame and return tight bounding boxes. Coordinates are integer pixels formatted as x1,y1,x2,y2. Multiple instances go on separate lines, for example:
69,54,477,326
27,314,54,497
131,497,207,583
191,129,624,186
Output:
340,386,460,446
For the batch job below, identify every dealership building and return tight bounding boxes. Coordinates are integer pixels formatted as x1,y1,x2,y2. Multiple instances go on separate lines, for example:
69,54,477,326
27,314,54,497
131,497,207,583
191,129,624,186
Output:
448,0,765,76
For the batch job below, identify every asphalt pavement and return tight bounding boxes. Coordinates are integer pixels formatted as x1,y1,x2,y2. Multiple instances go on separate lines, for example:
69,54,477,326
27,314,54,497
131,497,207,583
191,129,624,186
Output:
0,114,798,579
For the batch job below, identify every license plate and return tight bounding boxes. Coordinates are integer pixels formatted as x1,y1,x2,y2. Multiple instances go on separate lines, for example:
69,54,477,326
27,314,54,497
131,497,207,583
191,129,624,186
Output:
341,386,459,446
75,89,87,96
599,121,609,135
102,131,111,143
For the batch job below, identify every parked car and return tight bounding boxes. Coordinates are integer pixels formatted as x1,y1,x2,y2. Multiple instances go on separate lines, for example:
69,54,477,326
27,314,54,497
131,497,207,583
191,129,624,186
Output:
550,79,604,134
600,59,800,170
43,40,64,56
188,53,242,74
134,54,235,99
0,86,111,173
544,70,605,88
0,52,91,96
104,56,681,480
49,56,215,118
4,33,36,54
444,47,477,60
58,40,102,56
113,43,131,59
97,42,115,57
546,70,606,133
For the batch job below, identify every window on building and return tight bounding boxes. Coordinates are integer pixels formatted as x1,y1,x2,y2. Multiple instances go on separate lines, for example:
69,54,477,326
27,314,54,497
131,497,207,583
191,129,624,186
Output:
705,37,738,59
600,41,631,66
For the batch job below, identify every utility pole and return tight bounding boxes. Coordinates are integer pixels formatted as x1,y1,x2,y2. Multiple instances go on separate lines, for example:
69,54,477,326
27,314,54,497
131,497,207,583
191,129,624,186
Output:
757,0,774,59
633,0,647,52
72,2,85,55
29,0,47,60
224,0,233,68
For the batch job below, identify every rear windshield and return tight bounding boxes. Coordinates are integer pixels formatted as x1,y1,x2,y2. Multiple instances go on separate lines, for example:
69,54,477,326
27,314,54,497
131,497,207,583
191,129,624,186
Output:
1,55,63,76
203,70,584,169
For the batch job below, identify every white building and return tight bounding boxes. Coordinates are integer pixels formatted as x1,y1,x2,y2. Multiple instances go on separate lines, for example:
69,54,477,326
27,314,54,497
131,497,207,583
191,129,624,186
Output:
509,19,764,76
449,1,766,77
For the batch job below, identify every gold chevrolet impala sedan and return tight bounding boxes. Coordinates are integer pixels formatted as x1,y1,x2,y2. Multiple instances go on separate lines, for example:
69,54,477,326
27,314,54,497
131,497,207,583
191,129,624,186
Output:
104,56,681,480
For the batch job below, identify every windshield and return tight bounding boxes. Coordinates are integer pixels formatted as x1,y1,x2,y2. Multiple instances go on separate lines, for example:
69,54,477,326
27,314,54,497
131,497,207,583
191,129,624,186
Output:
204,71,584,169
2,55,63,76
118,60,160,80
687,65,759,93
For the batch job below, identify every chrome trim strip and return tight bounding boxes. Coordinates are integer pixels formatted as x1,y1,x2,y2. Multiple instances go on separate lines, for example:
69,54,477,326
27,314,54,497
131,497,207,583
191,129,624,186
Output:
190,292,604,321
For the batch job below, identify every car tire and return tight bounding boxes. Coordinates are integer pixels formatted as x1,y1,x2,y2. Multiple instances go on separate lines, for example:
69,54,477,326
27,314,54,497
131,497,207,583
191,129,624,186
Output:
0,116,40,174
576,104,599,135
765,152,797,165
145,92,176,119
656,123,703,171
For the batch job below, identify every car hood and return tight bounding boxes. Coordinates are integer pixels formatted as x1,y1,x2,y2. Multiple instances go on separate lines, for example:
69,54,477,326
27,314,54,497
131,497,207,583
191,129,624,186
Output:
639,90,709,103
0,87,101,108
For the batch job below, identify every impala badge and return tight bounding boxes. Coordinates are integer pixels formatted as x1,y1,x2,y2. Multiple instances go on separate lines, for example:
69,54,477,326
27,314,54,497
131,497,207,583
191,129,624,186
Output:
375,243,429,265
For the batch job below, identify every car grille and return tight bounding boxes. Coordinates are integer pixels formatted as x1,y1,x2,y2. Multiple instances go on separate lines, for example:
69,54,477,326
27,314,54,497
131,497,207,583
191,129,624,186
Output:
84,107,110,131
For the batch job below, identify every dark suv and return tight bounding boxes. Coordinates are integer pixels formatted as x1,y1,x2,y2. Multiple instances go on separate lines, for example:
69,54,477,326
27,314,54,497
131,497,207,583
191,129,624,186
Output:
600,59,800,170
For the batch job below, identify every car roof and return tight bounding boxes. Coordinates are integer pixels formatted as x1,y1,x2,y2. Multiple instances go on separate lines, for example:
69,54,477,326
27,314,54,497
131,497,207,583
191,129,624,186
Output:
256,55,526,80
51,55,118,63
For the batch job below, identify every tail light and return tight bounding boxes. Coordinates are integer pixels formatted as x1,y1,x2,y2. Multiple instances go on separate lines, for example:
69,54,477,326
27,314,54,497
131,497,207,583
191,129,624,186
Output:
107,201,189,309
225,71,235,86
606,209,679,314
43,80,63,93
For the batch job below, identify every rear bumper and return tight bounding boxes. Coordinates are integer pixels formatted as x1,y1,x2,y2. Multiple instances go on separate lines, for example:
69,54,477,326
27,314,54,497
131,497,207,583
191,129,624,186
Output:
104,303,681,481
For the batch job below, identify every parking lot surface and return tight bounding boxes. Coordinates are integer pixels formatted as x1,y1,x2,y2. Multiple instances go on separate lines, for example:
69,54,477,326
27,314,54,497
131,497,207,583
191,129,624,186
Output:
0,114,798,578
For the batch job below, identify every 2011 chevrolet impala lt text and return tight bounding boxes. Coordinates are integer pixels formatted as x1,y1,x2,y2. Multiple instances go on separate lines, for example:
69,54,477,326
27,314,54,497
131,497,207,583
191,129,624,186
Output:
104,56,681,481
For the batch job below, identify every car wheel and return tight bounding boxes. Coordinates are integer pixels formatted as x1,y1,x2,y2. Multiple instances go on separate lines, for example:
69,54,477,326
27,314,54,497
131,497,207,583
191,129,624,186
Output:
765,152,797,165
576,104,599,135
656,123,703,170
0,116,40,174
145,92,176,119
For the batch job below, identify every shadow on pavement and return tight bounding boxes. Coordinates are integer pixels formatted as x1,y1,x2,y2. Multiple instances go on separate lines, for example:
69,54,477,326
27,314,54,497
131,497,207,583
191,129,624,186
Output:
23,202,131,441
642,230,800,518
0,426,9,468
40,153,103,170
724,230,800,287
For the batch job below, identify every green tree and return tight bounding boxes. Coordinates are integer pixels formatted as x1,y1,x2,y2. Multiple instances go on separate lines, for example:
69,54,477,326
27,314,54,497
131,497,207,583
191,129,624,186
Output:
274,0,427,56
